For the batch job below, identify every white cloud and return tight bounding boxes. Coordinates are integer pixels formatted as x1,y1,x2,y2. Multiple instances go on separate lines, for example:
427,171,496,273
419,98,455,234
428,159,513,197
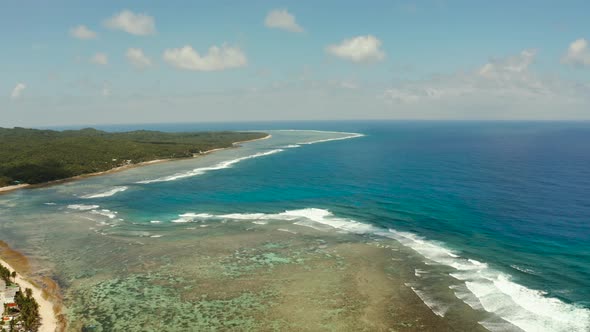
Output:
90,53,108,65
264,9,303,32
478,49,536,79
10,83,26,99
382,49,590,113
126,48,152,69
104,10,155,36
561,38,590,67
70,25,97,40
326,35,385,63
163,44,247,71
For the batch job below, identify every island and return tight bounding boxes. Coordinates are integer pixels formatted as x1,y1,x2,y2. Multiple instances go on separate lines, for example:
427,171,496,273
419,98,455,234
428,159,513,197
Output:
0,127,268,189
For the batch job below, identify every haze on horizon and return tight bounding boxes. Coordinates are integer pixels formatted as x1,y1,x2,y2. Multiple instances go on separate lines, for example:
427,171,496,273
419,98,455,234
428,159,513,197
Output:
1,1,589,128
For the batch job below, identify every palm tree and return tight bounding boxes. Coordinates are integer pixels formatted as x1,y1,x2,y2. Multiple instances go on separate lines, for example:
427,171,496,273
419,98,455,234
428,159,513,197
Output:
25,288,33,299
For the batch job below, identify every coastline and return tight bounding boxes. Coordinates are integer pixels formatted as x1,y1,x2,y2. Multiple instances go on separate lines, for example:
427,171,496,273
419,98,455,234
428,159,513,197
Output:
0,133,272,330
0,183,30,194
0,242,61,332
0,134,271,196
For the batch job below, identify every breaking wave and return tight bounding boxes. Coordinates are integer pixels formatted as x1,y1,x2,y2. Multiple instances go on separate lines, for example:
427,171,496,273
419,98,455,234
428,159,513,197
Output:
166,207,590,332
67,204,100,211
137,149,284,184
298,133,365,145
136,130,364,184
82,186,128,199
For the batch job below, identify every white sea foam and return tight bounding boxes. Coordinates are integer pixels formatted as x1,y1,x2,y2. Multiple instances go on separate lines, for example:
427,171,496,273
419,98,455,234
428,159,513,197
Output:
137,149,284,184
387,230,590,332
150,220,162,224
414,268,428,277
478,319,523,332
67,204,100,211
297,133,365,145
44,202,57,206
171,208,377,235
510,264,538,275
90,209,117,219
277,228,297,234
406,283,449,317
169,207,590,332
136,130,363,184
449,284,485,311
82,186,128,199
172,213,215,223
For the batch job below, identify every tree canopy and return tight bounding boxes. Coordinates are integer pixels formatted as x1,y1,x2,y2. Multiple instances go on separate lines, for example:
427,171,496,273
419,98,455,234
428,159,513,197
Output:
0,127,266,186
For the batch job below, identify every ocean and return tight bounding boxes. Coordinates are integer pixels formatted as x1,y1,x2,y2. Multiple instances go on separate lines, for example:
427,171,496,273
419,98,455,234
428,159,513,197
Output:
1,121,589,331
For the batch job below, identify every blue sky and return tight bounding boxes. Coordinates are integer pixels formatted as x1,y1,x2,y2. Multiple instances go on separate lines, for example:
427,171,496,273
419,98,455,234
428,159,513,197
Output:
1,1,589,126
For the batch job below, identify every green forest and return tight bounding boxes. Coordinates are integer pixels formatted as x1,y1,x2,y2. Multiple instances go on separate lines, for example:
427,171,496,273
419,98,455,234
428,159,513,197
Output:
0,127,266,187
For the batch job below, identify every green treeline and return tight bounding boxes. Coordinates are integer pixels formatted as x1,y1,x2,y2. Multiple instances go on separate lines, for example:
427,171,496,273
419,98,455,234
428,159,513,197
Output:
14,288,40,331
0,127,267,187
0,263,11,285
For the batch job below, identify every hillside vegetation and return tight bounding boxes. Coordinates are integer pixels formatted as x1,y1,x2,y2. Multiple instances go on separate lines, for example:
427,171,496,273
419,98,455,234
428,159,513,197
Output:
0,127,266,187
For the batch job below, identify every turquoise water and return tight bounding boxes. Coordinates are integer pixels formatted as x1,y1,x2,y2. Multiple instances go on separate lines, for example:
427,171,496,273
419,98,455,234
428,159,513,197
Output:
1,122,590,331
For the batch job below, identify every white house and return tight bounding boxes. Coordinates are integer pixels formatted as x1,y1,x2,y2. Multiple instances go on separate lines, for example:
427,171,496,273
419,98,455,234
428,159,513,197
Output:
0,279,5,304
0,282,17,305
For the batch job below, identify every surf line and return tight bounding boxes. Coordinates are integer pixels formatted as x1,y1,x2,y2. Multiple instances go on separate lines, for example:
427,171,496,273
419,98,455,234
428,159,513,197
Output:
166,207,590,332
137,130,364,184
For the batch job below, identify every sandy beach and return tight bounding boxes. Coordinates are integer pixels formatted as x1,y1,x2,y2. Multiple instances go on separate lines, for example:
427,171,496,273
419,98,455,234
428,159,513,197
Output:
0,257,58,332
0,184,30,194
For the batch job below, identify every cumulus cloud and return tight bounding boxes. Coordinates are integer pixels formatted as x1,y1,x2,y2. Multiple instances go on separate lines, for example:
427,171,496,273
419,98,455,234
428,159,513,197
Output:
561,38,590,67
326,35,385,63
104,10,155,36
10,83,26,99
382,49,589,109
90,53,108,65
70,25,97,39
264,9,303,32
163,44,247,71
126,48,152,69
478,49,537,81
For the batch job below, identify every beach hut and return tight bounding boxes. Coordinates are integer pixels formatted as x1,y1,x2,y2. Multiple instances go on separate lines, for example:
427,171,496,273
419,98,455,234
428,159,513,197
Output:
2,287,17,304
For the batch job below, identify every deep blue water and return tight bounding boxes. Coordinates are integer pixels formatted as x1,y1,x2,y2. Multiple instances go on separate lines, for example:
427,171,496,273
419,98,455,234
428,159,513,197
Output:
90,121,590,306
14,121,590,330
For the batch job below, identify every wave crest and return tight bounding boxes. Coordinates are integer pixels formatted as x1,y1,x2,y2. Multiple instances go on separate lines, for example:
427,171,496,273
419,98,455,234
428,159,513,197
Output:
138,149,284,184
166,207,590,332
82,186,128,199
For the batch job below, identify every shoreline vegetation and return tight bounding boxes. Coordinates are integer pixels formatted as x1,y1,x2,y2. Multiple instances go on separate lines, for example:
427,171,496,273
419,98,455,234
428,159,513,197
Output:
0,242,59,332
0,127,270,195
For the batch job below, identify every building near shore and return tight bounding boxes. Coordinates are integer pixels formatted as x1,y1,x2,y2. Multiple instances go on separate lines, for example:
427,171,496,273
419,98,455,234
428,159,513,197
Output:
0,280,18,305
0,279,6,303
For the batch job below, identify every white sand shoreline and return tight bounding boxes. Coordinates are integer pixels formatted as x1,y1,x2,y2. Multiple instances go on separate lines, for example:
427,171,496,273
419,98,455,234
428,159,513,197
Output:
0,184,30,193
0,257,58,332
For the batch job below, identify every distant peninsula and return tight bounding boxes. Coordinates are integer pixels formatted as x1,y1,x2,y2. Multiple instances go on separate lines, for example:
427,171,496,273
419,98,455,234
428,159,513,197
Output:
0,127,268,189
